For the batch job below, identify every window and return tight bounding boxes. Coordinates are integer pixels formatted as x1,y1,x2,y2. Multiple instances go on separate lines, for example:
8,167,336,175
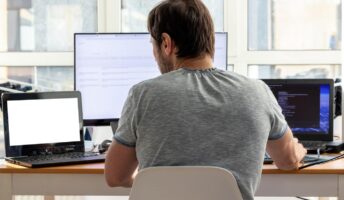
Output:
121,0,224,32
227,65,234,71
0,66,73,91
1,0,97,52
36,66,74,91
248,64,341,79
248,0,342,50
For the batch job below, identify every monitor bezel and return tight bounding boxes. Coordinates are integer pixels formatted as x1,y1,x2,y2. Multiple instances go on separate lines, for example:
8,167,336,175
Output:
74,32,228,126
261,79,334,141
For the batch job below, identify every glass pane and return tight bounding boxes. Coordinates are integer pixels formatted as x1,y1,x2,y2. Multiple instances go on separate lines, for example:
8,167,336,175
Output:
36,66,74,91
0,0,97,52
248,0,342,50
121,0,224,32
227,65,234,71
247,65,341,79
0,66,73,91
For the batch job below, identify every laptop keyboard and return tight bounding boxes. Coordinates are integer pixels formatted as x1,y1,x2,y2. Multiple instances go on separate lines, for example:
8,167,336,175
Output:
264,154,320,164
14,152,103,162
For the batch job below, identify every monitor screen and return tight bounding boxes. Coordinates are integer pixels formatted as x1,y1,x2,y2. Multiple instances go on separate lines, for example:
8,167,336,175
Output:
262,79,333,140
74,33,228,125
7,98,81,146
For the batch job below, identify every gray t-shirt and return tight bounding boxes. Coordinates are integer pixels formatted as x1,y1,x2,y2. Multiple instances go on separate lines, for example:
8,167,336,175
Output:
114,68,287,200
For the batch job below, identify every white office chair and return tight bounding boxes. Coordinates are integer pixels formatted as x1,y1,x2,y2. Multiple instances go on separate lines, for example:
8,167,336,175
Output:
129,166,243,200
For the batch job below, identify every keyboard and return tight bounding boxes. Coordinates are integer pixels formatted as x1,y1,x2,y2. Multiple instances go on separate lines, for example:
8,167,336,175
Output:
264,154,320,164
14,152,101,162
6,152,105,168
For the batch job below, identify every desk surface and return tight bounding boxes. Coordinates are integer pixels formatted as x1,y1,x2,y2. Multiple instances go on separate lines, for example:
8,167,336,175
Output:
1,159,344,199
1,158,344,174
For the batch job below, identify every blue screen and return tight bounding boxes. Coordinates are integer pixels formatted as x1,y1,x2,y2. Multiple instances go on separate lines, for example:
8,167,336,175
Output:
267,83,330,135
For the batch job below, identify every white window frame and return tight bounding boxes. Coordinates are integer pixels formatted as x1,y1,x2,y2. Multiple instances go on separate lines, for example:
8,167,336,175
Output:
225,0,341,75
0,0,340,69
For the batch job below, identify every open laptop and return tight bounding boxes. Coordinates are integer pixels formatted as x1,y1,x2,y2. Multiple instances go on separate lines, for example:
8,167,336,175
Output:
262,79,334,154
1,91,105,168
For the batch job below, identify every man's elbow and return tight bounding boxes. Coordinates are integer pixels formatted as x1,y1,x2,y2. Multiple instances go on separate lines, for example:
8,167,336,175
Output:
105,175,132,187
106,178,122,187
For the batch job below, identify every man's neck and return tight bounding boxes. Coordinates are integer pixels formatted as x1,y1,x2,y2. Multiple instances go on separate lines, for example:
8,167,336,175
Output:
175,54,213,70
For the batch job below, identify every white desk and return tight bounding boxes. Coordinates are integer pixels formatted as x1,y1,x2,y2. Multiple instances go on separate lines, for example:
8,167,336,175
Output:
1,160,344,199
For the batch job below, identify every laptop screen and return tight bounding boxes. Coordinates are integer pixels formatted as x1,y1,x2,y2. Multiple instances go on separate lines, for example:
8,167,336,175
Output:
2,91,84,157
7,98,80,146
262,79,334,141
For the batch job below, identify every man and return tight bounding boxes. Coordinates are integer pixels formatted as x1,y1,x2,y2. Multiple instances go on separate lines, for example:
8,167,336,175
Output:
105,0,307,199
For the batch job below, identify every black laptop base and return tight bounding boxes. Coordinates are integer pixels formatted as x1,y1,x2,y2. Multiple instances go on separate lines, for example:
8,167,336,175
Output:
5,152,105,168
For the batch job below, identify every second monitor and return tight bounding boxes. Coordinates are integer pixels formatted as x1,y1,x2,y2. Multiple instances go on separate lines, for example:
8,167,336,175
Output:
74,32,228,125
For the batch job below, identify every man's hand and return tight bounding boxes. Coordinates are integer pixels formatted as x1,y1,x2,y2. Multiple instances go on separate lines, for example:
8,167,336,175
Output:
267,128,307,170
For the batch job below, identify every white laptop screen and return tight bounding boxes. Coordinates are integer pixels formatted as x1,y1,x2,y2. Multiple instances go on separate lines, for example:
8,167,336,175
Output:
7,98,81,146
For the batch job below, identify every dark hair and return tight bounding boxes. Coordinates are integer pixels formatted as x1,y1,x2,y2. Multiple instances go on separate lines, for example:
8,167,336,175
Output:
147,0,215,59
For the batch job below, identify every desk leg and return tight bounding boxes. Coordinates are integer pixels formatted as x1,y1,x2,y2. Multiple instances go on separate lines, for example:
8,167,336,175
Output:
339,175,344,200
0,174,13,200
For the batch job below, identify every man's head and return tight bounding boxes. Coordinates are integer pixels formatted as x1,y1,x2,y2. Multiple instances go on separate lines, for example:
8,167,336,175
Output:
147,0,215,73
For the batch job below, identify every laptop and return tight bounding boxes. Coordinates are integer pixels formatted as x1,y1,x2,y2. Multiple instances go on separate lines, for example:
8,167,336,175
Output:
262,79,334,154
1,91,105,168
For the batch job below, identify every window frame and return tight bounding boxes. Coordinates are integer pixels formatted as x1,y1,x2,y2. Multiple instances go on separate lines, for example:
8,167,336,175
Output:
0,0,114,67
225,0,341,75
0,0,340,69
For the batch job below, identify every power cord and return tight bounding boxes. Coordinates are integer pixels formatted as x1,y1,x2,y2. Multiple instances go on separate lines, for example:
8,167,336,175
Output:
85,143,98,153
296,197,310,200
333,135,340,140
299,153,344,169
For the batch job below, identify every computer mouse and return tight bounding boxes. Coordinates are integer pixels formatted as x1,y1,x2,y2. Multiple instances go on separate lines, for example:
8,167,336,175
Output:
98,139,112,154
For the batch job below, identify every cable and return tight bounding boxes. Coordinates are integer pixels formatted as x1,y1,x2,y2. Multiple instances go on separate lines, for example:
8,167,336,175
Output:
333,135,340,140
85,143,98,153
299,153,344,169
295,197,310,200
315,148,321,160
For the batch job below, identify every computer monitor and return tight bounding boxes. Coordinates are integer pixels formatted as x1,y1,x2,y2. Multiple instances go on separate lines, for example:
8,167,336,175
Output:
74,33,228,125
262,79,334,141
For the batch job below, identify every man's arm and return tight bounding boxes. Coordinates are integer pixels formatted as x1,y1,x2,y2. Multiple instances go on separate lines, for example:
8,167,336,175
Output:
104,140,138,187
266,128,307,170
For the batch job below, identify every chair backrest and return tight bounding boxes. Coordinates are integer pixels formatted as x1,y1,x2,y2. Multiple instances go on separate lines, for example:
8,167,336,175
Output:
129,166,244,200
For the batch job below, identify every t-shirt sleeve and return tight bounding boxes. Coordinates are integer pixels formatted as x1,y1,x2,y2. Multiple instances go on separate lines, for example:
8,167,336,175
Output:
261,82,289,140
113,86,138,147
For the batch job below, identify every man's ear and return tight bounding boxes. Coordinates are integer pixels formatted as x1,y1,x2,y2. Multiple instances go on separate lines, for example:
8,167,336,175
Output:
161,33,174,55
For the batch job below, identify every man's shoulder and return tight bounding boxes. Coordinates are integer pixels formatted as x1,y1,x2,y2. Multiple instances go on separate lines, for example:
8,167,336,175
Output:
132,70,181,89
131,69,267,93
224,71,266,89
